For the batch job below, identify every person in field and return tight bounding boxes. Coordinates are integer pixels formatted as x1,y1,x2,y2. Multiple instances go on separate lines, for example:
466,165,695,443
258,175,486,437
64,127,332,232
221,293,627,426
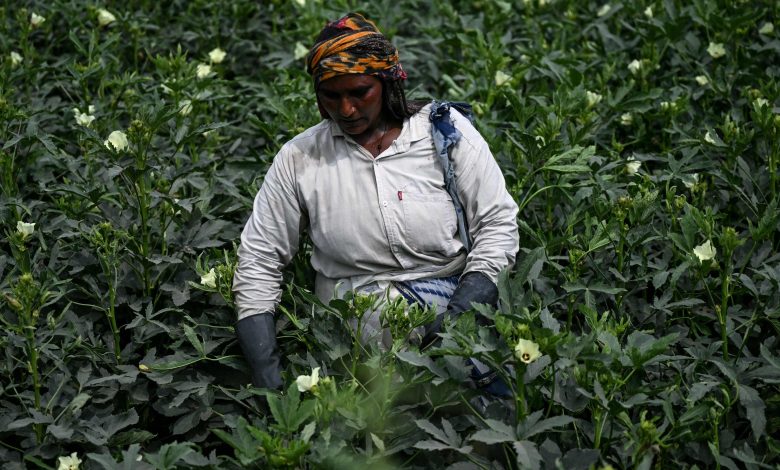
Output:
232,13,519,390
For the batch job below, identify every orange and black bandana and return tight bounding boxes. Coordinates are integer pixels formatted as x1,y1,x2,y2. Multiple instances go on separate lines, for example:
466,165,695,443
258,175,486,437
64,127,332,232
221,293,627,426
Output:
305,13,407,88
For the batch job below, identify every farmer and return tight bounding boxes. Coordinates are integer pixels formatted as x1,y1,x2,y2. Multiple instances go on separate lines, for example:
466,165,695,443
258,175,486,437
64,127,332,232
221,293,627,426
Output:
233,12,519,389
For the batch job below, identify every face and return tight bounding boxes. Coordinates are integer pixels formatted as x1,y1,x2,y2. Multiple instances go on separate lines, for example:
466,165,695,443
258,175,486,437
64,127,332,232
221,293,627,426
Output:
316,74,384,137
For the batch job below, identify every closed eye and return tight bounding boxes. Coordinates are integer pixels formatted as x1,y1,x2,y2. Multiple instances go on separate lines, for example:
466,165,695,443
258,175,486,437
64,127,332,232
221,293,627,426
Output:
319,90,339,100
350,87,370,98
319,87,370,101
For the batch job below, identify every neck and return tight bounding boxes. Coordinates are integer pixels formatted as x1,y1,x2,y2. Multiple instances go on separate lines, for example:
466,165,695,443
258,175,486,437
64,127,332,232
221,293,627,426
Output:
374,120,388,153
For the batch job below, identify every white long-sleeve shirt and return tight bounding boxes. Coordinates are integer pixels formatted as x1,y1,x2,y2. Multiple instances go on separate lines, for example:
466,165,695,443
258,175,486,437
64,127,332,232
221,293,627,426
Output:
233,103,519,320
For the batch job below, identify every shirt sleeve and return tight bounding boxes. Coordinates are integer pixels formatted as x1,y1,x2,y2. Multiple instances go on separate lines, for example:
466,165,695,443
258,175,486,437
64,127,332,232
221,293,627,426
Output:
232,144,305,320
449,110,519,282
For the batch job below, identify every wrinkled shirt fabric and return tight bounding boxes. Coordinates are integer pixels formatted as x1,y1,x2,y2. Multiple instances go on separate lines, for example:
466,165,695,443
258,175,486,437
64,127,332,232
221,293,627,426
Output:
233,103,519,320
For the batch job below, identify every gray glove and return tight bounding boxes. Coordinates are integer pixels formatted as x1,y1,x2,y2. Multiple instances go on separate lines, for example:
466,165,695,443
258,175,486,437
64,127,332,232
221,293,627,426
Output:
236,313,283,389
421,272,498,349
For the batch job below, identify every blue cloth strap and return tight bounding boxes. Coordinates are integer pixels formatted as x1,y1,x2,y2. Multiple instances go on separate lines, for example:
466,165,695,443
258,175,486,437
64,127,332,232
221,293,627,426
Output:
429,101,474,253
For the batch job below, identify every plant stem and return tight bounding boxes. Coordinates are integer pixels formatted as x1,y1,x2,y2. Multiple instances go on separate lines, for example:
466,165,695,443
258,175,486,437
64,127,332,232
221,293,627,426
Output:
108,283,121,362
515,364,526,423
138,177,152,297
567,294,575,331
545,362,556,417
24,327,43,443
712,414,721,470
769,129,777,200
593,408,604,450
719,270,730,360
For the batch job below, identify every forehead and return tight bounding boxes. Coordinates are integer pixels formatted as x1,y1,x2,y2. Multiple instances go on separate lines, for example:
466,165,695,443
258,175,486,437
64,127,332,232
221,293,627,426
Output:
318,74,381,92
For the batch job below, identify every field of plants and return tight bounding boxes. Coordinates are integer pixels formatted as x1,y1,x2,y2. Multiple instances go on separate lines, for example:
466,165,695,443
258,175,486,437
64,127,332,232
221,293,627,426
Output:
2,0,779,468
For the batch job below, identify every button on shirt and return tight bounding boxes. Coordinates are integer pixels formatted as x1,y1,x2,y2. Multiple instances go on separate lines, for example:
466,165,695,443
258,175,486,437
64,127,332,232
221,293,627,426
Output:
233,103,519,320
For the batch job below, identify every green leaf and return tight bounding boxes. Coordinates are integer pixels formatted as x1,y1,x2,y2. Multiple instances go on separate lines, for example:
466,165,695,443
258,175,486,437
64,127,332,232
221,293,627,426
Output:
147,356,204,371
519,412,574,440
679,210,698,249
79,409,140,446
370,432,385,452
440,418,460,446
708,442,740,470
710,359,738,382
738,384,766,440
212,417,262,464
514,440,542,470
268,384,315,434
562,283,625,295
144,442,195,469
415,419,450,444
597,331,621,355
679,403,710,426
37,134,59,155
172,410,203,435
69,393,91,412
469,419,515,444
687,381,718,403
585,284,627,295
193,121,230,135
524,355,551,383
515,247,546,285
760,344,780,370
561,448,600,470
174,122,189,145
396,350,447,377
750,197,778,240
470,429,513,445
652,270,670,289
540,308,560,334
183,324,205,356
301,422,316,443
414,440,454,451
626,332,678,367
47,423,74,440
543,164,591,173
108,430,156,447
2,133,24,149
87,452,122,469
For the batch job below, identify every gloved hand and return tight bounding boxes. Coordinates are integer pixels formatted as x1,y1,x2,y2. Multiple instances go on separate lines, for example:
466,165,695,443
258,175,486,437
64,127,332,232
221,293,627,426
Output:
420,271,498,349
236,312,283,389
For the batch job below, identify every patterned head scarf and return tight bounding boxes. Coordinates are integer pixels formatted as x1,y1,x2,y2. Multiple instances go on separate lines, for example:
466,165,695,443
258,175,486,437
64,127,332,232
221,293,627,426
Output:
306,13,407,88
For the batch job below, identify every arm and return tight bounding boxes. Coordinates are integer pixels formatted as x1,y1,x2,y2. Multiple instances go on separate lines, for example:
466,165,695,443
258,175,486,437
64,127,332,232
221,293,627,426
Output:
450,110,519,282
233,145,305,388
422,111,519,347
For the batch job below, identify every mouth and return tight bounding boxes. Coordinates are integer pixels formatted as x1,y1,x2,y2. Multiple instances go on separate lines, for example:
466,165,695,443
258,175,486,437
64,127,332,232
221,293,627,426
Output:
339,120,366,134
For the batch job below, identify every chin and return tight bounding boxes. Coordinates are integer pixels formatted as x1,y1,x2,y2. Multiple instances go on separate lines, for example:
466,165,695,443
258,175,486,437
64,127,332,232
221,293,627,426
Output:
340,123,367,135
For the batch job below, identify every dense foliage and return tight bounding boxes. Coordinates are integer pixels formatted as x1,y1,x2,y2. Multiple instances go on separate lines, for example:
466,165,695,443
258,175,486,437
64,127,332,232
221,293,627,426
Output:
1,0,779,468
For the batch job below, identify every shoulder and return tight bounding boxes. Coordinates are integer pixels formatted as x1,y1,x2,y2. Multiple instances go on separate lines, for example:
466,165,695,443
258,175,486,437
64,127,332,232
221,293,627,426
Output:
285,120,332,153
270,120,339,167
415,103,435,123
450,105,483,146
410,100,487,152
430,102,486,153
266,121,331,178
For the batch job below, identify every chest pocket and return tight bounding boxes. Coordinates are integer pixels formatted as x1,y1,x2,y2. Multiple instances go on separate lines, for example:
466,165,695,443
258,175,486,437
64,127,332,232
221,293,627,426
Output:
401,192,459,254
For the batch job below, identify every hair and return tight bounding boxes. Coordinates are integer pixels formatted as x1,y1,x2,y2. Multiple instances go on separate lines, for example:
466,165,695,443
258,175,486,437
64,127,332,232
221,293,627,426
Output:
311,19,426,119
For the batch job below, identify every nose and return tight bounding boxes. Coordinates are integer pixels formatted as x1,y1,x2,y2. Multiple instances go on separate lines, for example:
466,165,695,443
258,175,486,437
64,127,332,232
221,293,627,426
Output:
338,97,356,118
